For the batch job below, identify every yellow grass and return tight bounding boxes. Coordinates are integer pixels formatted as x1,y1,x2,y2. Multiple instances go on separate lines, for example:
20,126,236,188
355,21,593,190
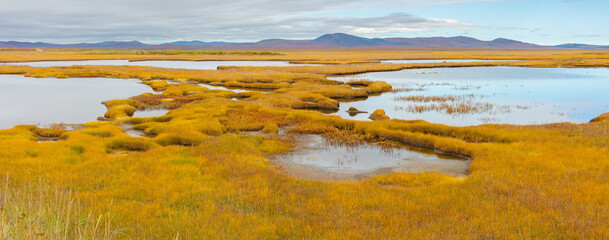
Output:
2,47,609,63
0,48,608,238
0,177,120,239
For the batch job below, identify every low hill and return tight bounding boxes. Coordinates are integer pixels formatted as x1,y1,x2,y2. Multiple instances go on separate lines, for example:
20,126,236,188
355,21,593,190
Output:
1,33,607,49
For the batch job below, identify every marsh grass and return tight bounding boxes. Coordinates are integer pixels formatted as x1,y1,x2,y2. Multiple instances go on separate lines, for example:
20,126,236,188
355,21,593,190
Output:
369,109,390,120
31,124,67,138
0,177,120,239
105,137,155,152
394,94,473,103
0,48,608,238
81,50,282,56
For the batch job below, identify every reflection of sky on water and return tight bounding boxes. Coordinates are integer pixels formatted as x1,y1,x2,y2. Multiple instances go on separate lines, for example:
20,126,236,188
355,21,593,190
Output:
380,59,513,64
280,135,469,177
330,67,609,126
0,75,153,128
1,60,319,70
132,109,170,118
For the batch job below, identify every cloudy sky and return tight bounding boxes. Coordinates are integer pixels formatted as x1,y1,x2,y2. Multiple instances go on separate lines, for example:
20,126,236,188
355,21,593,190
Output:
0,0,606,45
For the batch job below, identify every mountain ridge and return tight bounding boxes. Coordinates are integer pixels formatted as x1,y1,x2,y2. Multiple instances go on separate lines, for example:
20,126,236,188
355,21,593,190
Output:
1,33,608,49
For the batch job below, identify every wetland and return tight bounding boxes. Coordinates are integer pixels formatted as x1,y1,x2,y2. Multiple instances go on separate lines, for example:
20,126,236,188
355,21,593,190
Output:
1,48,609,238
330,66,609,125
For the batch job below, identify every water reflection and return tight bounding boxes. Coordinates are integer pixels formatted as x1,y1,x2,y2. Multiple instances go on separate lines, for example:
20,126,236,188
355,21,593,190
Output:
1,60,319,70
132,108,169,117
273,134,470,180
0,75,152,129
380,59,514,64
330,67,609,126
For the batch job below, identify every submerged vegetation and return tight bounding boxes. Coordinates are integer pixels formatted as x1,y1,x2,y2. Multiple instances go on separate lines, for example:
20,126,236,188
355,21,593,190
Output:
0,48,608,238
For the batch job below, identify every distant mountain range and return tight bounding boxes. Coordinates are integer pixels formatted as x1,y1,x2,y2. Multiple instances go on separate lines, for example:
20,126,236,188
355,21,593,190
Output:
2,33,608,49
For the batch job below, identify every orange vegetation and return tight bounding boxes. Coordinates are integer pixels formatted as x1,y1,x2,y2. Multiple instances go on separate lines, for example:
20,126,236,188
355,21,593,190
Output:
0,48,608,239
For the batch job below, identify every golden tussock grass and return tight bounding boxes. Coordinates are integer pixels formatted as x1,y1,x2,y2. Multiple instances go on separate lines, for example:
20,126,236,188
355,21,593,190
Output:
368,109,390,120
2,47,609,63
1,98,609,238
0,177,120,239
590,113,609,123
31,124,67,138
0,48,608,238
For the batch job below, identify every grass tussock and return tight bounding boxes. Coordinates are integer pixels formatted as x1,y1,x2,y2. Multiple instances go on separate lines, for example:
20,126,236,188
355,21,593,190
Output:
590,112,609,123
105,137,155,152
155,133,207,146
0,178,120,239
0,48,608,238
369,109,390,120
104,105,136,119
31,124,66,138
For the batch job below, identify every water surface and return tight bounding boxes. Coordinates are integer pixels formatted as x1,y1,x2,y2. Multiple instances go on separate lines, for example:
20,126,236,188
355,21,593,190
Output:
380,59,513,64
0,75,152,129
1,60,318,70
1,59,510,70
132,109,170,118
272,134,469,181
330,67,609,126
198,83,249,93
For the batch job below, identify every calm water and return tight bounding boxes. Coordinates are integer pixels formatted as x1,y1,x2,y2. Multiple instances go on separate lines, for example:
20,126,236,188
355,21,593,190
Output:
0,60,318,70
330,67,609,126
198,83,249,93
0,59,510,70
275,134,469,178
380,59,513,64
132,109,170,117
0,75,152,129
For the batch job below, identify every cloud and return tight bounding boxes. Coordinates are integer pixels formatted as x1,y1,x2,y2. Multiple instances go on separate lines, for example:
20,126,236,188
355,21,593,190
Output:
276,13,476,36
0,0,496,43
573,34,602,38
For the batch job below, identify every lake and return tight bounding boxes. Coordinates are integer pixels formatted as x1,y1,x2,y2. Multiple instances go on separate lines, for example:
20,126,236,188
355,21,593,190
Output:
380,59,513,64
0,75,153,129
1,59,509,70
330,67,609,126
0,60,318,70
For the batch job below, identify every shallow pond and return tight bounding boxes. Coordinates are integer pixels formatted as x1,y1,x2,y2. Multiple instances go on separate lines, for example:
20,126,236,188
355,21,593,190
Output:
0,60,318,70
198,83,250,93
0,75,152,129
132,108,170,118
271,134,470,181
330,67,609,126
380,59,513,64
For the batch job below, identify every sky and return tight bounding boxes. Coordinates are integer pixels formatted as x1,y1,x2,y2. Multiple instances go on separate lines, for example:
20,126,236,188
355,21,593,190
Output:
0,0,607,45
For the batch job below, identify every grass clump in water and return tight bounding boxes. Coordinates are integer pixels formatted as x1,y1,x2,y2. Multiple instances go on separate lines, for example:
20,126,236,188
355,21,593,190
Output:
105,137,155,152
31,124,66,138
155,131,208,146
261,123,279,134
369,109,390,120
